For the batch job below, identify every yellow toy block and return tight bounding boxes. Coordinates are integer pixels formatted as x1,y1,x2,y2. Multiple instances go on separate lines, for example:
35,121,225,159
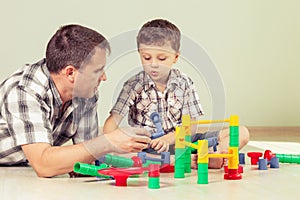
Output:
229,115,239,126
197,140,209,163
227,147,239,169
175,126,185,149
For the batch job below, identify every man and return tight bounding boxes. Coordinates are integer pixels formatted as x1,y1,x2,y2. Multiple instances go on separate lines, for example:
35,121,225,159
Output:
0,24,150,177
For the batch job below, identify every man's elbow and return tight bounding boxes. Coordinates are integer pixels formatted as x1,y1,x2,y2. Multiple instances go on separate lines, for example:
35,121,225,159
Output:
32,164,63,178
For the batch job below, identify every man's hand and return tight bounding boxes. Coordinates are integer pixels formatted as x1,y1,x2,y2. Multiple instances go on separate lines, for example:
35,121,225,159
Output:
105,127,151,153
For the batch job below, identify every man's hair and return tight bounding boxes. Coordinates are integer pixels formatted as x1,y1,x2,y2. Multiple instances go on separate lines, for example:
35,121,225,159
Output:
46,24,110,73
137,19,181,52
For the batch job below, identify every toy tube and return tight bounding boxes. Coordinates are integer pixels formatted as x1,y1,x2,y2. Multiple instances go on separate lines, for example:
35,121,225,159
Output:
73,162,110,177
190,119,230,125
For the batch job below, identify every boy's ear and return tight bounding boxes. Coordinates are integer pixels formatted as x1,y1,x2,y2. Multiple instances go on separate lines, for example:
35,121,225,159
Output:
63,65,77,83
173,52,180,63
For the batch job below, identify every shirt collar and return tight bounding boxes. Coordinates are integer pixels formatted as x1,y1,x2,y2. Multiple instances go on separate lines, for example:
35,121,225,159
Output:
42,61,63,108
142,69,181,91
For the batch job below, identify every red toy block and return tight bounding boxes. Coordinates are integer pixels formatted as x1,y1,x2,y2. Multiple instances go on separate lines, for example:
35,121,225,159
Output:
224,169,242,180
98,167,144,186
160,164,174,173
263,150,275,162
224,165,243,173
247,152,263,165
131,156,143,167
148,164,160,177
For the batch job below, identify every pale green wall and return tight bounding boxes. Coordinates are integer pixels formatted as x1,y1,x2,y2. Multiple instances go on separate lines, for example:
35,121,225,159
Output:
0,0,299,126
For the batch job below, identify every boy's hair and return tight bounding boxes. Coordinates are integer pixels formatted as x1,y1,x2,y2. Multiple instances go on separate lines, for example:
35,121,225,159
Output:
137,19,181,52
46,24,111,73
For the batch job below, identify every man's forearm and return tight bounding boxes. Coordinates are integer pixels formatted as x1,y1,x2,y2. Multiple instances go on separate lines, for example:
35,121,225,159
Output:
22,142,97,178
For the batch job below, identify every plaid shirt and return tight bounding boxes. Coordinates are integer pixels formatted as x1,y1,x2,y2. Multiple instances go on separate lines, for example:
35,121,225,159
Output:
111,69,204,134
0,59,99,165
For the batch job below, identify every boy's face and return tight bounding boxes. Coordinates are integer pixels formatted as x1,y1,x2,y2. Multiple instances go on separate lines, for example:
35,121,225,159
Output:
139,43,179,85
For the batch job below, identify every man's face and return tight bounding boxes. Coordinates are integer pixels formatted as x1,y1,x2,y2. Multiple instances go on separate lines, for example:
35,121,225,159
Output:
73,47,107,98
139,43,179,85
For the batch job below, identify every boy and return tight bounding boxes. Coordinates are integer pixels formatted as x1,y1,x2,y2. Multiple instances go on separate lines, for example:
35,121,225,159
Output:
103,19,249,168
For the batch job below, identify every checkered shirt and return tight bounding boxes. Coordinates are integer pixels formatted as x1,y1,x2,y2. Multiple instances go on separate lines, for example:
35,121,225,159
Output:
110,69,204,134
0,59,99,165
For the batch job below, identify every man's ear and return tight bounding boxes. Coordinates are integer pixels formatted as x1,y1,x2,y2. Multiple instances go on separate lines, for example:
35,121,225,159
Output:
173,51,180,63
64,66,77,83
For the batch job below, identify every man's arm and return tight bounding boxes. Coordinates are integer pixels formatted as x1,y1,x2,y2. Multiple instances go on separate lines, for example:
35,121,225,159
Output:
22,128,150,178
22,142,94,178
103,113,123,133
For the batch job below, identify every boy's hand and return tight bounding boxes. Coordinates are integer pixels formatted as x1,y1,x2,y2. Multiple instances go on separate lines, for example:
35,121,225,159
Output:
150,138,169,153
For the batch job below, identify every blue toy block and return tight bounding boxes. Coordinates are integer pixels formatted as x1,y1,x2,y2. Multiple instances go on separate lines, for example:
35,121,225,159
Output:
270,157,280,168
150,112,165,139
239,153,245,164
258,158,268,170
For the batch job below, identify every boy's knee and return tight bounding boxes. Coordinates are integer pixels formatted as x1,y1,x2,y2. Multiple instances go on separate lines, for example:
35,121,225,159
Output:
239,126,250,147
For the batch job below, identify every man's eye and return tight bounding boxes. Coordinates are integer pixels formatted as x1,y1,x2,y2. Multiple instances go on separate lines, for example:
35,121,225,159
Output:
95,69,102,74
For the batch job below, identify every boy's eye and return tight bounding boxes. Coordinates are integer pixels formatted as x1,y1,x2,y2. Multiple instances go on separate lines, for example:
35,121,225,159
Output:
144,56,151,61
158,57,166,61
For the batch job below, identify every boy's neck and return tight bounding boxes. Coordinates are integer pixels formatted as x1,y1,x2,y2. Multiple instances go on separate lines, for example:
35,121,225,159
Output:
155,82,167,93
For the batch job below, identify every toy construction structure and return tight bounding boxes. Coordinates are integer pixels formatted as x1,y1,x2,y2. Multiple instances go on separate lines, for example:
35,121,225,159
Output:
174,115,242,184
73,115,244,187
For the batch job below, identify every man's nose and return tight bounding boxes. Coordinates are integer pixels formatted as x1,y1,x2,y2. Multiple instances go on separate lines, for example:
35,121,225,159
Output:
99,72,107,81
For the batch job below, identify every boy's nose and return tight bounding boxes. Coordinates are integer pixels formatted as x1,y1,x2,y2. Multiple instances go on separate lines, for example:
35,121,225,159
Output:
151,60,159,68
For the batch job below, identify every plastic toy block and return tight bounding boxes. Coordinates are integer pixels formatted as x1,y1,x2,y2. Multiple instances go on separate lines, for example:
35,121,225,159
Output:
150,112,165,139
229,126,239,147
182,115,191,127
137,152,170,164
264,150,276,161
175,126,185,149
95,159,101,166
191,137,219,153
229,115,239,126
148,177,160,189
197,140,209,164
184,134,192,173
224,169,242,180
131,156,144,167
99,154,142,167
73,162,110,177
197,163,208,184
224,165,243,173
148,164,160,177
239,153,245,164
258,159,268,170
160,164,174,173
98,167,145,187
247,152,263,165
270,157,280,168
143,160,162,167
275,153,300,164
174,148,186,178
227,147,239,169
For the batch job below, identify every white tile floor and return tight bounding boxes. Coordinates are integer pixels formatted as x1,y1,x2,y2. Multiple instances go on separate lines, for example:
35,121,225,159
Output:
1,141,300,200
